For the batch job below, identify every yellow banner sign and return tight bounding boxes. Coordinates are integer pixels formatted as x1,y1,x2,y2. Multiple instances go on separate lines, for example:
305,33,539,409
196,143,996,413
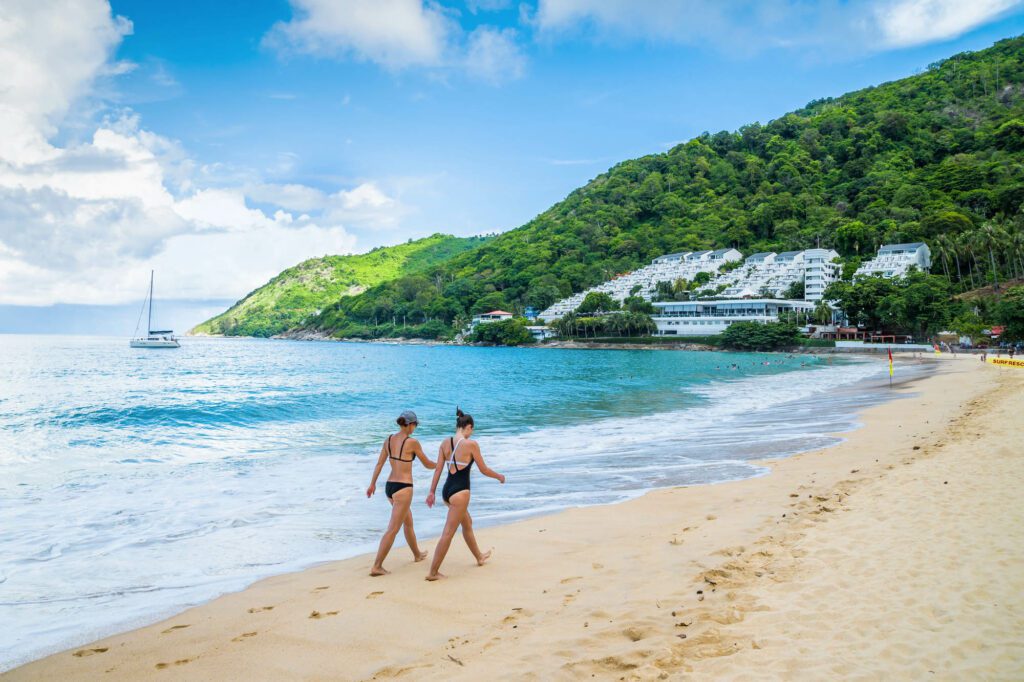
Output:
987,357,1024,368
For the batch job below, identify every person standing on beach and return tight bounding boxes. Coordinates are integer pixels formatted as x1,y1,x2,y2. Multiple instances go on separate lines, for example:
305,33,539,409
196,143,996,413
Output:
366,410,436,576
425,407,505,581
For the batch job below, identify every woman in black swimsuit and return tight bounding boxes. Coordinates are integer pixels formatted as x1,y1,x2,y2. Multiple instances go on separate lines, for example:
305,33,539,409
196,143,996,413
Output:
366,410,436,576
425,407,505,581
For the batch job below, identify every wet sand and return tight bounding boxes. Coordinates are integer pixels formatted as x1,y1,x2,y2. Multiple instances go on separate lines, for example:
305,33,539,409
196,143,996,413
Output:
6,355,1022,680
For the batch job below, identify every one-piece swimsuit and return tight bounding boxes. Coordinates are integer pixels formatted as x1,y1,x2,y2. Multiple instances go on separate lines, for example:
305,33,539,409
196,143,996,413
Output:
441,437,473,503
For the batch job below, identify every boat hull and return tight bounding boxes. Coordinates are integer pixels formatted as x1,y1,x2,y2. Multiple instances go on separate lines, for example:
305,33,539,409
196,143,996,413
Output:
130,338,180,348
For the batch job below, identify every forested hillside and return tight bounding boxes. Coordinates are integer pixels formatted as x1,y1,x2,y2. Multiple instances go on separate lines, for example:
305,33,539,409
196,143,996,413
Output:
308,36,1024,339
190,233,488,337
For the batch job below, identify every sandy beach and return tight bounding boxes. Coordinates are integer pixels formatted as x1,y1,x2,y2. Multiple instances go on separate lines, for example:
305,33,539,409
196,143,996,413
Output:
6,355,1022,681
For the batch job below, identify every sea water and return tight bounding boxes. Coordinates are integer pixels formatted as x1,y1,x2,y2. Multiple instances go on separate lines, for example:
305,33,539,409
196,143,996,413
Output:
0,335,920,669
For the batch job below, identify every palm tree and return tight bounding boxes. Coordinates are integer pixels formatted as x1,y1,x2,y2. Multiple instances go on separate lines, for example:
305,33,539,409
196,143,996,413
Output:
956,232,979,289
978,219,1010,295
943,233,965,286
1010,224,1024,282
931,236,952,283
813,300,834,325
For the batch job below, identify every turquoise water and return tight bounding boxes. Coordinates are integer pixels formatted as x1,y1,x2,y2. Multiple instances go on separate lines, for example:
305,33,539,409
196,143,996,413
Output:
0,335,908,669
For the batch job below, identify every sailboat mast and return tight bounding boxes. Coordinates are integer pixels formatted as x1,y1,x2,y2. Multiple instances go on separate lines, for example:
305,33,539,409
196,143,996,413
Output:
148,270,154,334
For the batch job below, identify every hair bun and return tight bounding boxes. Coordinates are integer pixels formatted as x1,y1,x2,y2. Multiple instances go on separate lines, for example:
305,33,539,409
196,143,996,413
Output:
455,406,464,417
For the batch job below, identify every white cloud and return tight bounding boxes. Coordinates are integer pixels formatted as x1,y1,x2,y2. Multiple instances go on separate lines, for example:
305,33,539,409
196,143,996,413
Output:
0,0,131,163
465,26,526,84
266,1,527,84
0,0,405,306
533,0,1024,53
247,181,405,230
873,0,1022,48
264,0,453,68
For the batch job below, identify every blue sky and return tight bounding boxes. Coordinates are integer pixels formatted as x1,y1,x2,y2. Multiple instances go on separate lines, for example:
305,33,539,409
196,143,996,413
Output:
1,0,1024,332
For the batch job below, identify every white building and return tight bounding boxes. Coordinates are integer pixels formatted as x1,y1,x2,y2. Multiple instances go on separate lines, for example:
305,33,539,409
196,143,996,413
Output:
470,310,513,329
526,325,557,342
701,248,838,301
539,248,742,321
538,245,838,323
651,299,816,336
802,248,841,301
855,243,931,278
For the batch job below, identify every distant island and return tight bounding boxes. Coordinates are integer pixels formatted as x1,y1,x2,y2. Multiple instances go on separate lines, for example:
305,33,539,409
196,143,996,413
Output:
195,36,1024,348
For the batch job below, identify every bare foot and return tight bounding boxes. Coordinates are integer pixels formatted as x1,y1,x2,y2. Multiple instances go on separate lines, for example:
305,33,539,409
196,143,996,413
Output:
477,549,493,566
414,550,428,562
425,572,446,581
369,566,390,577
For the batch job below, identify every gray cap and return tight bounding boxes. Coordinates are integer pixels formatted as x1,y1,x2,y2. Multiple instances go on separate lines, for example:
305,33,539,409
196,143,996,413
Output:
399,410,419,424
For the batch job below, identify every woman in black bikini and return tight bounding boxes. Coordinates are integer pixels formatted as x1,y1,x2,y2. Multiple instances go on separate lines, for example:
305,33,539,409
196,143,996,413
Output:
366,410,436,576
425,407,505,581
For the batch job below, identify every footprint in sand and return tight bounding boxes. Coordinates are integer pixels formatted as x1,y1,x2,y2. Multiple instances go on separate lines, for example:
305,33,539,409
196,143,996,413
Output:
161,624,190,634
155,659,192,669
592,563,604,570
308,610,339,619
366,591,384,599
313,586,330,591
231,631,258,642
247,606,274,613
560,576,582,584
706,515,717,521
73,647,108,658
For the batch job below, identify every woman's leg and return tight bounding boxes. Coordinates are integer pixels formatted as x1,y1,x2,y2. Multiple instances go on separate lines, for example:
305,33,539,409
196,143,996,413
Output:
370,488,414,576
426,492,468,580
403,507,427,561
460,510,492,566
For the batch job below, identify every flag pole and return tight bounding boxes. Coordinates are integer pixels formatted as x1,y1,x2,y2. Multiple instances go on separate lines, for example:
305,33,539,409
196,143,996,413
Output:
888,347,893,388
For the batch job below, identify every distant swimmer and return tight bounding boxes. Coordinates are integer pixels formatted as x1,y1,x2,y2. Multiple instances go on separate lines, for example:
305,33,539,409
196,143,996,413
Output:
425,407,505,581
366,410,436,576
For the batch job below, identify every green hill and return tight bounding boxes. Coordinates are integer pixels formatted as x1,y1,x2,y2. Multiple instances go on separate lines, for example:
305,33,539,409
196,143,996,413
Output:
190,233,489,337
305,36,1024,340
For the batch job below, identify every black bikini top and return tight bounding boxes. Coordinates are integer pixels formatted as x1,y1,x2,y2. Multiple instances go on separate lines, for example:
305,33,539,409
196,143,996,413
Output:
386,435,415,463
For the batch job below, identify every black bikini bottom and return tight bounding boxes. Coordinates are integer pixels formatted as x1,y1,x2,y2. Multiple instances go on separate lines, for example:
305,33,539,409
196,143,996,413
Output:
385,481,413,499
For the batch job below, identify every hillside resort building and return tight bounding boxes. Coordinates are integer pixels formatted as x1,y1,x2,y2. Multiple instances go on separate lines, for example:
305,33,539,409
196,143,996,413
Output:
470,310,513,329
854,242,931,278
531,243,930,337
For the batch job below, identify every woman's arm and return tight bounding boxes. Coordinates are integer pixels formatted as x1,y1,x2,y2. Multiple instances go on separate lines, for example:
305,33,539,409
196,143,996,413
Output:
471,443,505,484
411,438,436,469
425,442,446,508
366,441,388,498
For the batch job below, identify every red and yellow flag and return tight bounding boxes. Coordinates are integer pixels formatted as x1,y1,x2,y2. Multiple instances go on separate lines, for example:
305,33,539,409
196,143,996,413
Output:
888,347,894,377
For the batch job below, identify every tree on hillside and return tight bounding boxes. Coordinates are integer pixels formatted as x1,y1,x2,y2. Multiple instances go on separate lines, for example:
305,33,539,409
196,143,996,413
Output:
825,276,898,330
834,221,877,256
977,218,1011,295
623,296,656,314
995,285,1024,341
576,291,619,314
877,271,953,339
783,279,805,300
471,291,511,315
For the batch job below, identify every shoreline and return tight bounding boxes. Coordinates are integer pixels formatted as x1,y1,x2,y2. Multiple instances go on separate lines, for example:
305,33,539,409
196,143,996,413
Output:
7,356,1021,679
190,331,935,355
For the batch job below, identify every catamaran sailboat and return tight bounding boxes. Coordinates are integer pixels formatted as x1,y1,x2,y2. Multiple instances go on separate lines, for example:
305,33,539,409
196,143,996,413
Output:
130,271,180,348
